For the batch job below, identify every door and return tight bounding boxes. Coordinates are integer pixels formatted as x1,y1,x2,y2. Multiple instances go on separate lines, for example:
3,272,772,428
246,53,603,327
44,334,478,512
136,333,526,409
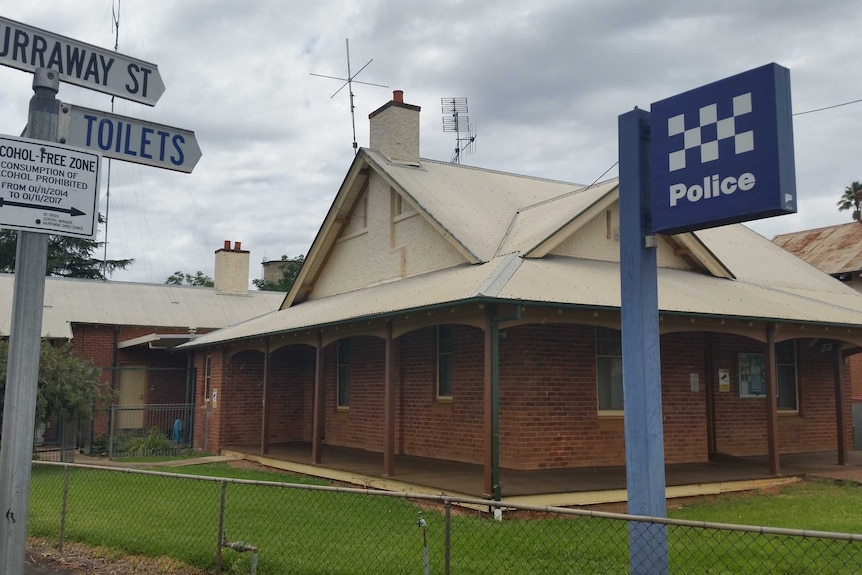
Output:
117,365,146,430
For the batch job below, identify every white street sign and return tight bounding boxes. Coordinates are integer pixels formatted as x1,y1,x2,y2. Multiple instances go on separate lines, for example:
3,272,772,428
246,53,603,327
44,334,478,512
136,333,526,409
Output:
60,104,202,173
0,134,100,238
0,16,165,106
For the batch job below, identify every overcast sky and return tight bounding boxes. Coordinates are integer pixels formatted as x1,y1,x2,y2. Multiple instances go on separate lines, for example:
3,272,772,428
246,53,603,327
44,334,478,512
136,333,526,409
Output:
1,1,860,285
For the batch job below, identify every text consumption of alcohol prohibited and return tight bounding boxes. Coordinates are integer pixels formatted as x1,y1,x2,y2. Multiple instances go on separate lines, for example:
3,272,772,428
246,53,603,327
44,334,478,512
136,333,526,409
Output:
0,134,100,238
650,63,796,234
0,16,164,105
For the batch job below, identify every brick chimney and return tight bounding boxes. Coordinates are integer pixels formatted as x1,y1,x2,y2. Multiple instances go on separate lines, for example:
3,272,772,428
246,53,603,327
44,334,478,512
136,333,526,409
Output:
368,90,421,166
214,240,249,294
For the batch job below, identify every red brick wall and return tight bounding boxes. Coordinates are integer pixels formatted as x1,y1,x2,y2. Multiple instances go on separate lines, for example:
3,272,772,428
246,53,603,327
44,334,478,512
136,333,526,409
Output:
849,352,862,402
398,326,485,464
193,351,223,452
497,326,707,470
222,349,265,446
323,336,387,451
267,344,315,443
711,335,846,456
202,325,849,469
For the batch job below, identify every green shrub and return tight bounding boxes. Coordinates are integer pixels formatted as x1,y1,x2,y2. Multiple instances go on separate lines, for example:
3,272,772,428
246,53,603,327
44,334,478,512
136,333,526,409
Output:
124,427,172,455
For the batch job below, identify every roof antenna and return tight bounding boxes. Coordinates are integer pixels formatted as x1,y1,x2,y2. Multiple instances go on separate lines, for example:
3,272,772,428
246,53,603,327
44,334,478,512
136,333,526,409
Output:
441,97,477,164
311,39,388,154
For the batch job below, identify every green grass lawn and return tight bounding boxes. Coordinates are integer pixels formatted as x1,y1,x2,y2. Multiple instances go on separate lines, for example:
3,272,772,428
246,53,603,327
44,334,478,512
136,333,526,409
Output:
28,463,862,575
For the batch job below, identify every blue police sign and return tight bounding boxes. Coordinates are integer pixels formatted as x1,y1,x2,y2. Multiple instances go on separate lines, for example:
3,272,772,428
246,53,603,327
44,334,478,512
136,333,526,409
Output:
650,63,796,234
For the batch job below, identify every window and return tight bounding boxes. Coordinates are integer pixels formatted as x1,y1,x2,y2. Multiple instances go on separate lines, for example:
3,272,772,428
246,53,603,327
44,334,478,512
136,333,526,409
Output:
337,339,350,408
737,353,765,397
596,327,623,412
775,340,798,410
437,326,453,398
204,356,212,402
738,341,797,410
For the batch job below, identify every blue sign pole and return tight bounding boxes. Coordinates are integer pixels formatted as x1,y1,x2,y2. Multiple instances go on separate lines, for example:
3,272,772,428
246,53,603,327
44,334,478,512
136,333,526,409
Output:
618,108,668,575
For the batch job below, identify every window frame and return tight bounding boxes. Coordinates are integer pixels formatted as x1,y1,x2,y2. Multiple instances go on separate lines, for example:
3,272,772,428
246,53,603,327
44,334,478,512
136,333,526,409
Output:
596,327,624,414
437,325,453,399
204,356,212,403
737,340,798,412
337,338,350,409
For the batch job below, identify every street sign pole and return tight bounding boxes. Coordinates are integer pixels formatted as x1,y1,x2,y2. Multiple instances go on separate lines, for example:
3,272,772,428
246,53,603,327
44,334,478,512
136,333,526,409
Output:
0,68,59,575
618,108,668,575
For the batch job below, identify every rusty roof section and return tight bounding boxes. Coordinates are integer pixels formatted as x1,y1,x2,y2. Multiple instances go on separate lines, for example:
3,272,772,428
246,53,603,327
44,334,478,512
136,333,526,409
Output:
773,222,862,276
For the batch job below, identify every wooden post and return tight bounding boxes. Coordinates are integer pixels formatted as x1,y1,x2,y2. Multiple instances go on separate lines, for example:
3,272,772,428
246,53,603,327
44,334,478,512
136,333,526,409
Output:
482,306,494,497
764,325,780,475
834,343,848,465
312,330,325,464
260,338,270,455
383,321,396,476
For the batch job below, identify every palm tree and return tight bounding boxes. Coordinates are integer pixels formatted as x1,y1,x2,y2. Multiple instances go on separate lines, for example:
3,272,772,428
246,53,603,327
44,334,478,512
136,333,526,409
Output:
838,181,862,222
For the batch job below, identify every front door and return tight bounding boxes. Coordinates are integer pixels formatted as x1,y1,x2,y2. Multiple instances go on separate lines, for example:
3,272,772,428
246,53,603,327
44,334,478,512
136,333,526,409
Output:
117,365,146,430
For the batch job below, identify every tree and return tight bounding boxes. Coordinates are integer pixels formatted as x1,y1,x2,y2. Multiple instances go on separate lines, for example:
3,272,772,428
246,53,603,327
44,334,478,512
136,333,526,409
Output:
837,181,862,222
0,340,107,428
166,270,214,287
253,254,305,292
0,230,133,279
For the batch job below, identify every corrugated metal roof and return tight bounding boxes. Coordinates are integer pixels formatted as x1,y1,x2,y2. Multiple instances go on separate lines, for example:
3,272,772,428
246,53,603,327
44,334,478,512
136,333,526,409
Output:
0,274,284,339
370,152,586,262
186,223,862,349
772,222,862,275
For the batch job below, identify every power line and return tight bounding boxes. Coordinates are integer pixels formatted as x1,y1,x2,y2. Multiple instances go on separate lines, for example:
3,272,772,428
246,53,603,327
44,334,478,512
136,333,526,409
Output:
793,97,862,117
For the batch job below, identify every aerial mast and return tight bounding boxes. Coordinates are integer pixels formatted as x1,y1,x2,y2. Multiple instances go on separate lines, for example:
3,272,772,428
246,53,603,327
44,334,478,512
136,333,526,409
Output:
441,97,477,164
311,39,388,153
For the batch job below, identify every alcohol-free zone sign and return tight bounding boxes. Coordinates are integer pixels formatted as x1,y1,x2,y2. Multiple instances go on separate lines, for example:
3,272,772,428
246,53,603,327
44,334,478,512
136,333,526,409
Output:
0,134,100,238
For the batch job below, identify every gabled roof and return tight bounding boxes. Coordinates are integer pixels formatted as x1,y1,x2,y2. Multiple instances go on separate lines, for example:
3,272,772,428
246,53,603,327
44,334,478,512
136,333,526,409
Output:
186,225,862,349
285,149,589,306
184,152,862,350
773,222,862,276
0,274,284,339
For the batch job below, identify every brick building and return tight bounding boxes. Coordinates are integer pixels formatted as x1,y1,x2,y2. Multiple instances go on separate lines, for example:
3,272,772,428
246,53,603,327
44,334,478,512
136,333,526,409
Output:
184,91,862,495
0,242,283,449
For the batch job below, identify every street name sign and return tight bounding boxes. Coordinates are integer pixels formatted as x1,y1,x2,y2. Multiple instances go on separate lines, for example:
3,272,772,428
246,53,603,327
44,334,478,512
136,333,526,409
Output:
0,133,100,238
60,103,202,173
0,16,165,106
650,63,796,234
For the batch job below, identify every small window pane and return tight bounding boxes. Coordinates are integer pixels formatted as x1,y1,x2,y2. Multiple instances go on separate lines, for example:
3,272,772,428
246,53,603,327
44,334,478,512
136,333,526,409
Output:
437,326,453,397
337,339,350,407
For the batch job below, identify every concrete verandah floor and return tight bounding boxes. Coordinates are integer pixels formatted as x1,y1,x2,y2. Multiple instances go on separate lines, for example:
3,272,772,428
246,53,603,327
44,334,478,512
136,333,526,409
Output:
222,443,862,507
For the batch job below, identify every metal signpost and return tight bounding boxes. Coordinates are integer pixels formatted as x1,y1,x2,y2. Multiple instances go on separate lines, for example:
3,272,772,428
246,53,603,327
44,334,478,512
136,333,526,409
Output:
0,68,68,575
59,104,202,173
618,63,795,575
0,15,198,574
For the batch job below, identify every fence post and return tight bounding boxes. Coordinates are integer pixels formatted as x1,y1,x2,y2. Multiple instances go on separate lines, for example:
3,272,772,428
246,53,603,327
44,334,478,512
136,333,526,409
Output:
108,402,115,459
58,464,70,553
216,480,227,573
444,498,451,575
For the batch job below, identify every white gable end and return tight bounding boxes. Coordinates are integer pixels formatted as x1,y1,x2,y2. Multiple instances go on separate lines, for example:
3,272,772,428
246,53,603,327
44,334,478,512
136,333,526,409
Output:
548,205,691,270
310,172,468,299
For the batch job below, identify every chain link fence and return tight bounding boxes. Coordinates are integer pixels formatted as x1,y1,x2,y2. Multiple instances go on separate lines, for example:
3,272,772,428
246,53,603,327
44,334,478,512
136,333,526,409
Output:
28,461,862,574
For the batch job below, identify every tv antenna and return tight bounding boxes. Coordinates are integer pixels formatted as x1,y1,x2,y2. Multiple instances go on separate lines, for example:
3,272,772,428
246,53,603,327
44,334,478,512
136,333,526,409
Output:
311,39,388,154
441,97,477,164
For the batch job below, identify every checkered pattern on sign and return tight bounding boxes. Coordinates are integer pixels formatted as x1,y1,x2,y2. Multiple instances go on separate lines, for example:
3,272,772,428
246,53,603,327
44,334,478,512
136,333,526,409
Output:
667,93,754,172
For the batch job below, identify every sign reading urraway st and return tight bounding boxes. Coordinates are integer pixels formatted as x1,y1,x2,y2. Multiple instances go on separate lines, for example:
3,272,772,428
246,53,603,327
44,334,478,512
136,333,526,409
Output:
650,63,796,234
0,134,100,238
0,16,164,106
